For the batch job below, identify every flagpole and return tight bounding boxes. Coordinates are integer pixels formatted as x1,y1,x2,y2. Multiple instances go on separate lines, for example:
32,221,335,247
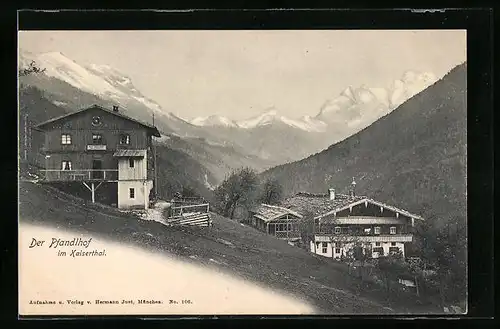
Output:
153,112,158,201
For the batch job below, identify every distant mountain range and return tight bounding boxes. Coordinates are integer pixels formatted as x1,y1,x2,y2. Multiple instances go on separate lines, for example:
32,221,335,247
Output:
191,108,328,133
18,49,443,189
261,62,467,228
190,71,438,136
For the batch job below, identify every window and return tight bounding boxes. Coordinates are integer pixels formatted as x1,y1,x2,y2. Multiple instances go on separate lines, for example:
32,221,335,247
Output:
389,247,400,254
390,226,397,235
375,242,381,246
92,116,102,126
92,134,103,144
374,226,381,235
373,247,384,254
129,188,135,199
334,226,341,234
364,228,371,235
391,242,396,246
61,161,72,170
61,134,72,145
335,248,341,254
120,134,130,145
129,158,135,168
322,242,327,254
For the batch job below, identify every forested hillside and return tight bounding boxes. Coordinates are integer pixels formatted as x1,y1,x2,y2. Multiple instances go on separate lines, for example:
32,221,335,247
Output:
262,63,467,228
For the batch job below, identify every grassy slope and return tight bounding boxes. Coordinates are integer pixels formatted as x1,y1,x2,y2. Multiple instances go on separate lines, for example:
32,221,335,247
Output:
19,180,441,314
262,63,467,226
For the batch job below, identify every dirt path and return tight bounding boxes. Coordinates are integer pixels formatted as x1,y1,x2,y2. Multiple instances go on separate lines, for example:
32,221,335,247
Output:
142,201,170,225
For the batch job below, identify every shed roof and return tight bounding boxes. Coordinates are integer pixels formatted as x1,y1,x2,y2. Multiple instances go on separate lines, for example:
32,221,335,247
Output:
113,149,147,157
34,104,161,137
250,204,303,222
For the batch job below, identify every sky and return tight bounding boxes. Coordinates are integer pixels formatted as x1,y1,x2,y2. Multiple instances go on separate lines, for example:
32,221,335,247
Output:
18,30,466,120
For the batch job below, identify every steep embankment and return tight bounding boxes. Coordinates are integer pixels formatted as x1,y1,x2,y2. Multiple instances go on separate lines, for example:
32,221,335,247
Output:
262,63,467,226
18,181,441,314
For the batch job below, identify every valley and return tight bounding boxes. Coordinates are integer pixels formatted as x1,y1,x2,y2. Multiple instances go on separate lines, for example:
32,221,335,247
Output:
19,49,441,195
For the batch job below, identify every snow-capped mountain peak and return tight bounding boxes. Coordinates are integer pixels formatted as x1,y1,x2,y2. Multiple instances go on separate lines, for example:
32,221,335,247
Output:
236,108,280,129
389,71,437,108
234,108,327,132
191,115,238,128
19,49,171,119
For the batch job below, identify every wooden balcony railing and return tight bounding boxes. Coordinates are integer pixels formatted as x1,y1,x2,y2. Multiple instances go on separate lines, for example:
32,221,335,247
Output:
315,234,413,243
40,169,119,182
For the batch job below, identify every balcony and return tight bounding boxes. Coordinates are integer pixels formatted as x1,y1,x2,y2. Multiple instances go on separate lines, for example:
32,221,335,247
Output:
319,216,406,225
87,144,107,151
315,234,413,243
40,169,118,182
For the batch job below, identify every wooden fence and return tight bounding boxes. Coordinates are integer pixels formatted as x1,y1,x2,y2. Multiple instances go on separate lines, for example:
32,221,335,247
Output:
167,203,212,227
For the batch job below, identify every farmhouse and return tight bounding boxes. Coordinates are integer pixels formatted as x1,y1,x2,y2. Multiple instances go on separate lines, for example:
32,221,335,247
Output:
34,104,161,210
278,181,424,259
249,204,303,243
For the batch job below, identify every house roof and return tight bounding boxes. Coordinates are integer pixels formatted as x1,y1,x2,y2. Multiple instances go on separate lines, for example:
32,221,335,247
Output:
34,104,161,137
321,197,425,221
279,192,364,218
250,204,303,222
113,149,146,157
279,192,424,221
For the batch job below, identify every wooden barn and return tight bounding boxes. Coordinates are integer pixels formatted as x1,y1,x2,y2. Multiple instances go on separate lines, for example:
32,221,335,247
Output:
33,104,161,210
249,204,303,243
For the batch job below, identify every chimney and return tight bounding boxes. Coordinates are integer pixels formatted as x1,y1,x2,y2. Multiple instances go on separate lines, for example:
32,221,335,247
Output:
328,188,336,200
350,177,356,197
112,105,119,112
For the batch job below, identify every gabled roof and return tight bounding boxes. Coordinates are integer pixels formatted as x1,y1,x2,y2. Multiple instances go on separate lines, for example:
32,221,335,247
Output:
279,192,364,218
318,197,424,221
250,204,303,222
34,104,161,137
280,192,424,221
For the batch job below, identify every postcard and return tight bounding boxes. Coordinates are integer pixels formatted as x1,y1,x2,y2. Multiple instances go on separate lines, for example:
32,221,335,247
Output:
18,27,467,316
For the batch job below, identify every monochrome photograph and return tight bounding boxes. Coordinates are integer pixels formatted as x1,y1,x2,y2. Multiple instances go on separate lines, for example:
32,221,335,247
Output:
18,28,467,316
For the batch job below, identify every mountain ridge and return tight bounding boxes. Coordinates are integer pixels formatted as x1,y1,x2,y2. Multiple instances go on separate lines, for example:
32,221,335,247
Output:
19,49,446,183
261,62,466,227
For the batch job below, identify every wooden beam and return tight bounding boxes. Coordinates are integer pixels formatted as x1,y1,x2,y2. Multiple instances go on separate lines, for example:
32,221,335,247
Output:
144,181,148,210
82,182,92,191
